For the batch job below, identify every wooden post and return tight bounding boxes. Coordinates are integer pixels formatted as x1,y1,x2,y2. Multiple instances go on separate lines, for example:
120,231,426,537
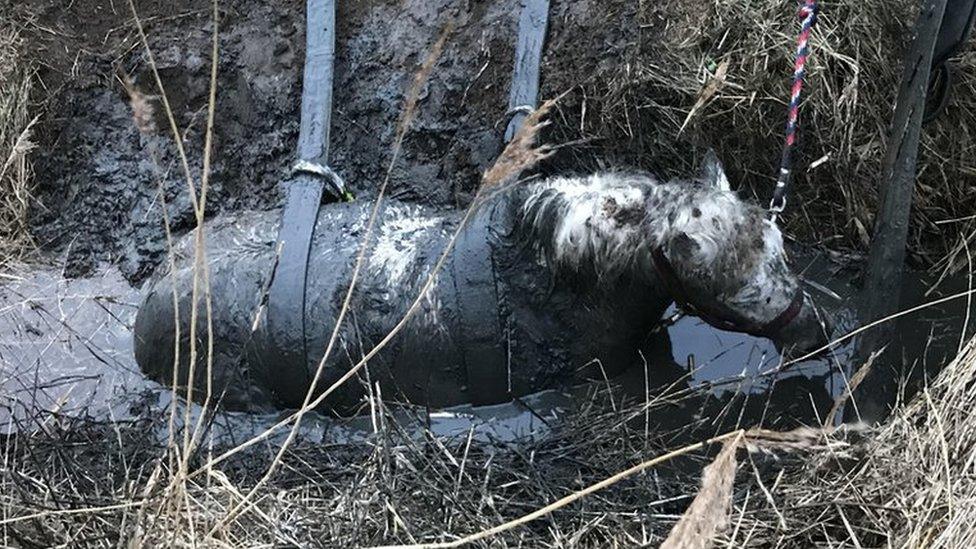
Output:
851,0,949,421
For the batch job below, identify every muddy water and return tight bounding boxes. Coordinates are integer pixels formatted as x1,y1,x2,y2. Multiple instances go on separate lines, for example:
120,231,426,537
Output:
0,266,153,432
3,250,972,442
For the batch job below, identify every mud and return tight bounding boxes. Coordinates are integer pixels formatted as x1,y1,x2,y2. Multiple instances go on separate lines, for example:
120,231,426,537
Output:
15,0,689,284
4,251,971,440
17,0,524,282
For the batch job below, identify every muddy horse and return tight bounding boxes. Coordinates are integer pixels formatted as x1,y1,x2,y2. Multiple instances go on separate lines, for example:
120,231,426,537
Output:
133,155,832,413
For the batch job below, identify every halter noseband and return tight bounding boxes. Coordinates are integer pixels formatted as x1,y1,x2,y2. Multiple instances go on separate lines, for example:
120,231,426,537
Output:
651,248,805,339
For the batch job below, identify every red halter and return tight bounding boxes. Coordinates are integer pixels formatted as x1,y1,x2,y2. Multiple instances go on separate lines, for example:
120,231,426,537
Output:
651,248,805,338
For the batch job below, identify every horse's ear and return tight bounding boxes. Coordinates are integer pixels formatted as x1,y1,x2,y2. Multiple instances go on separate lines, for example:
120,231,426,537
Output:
700,149,730,192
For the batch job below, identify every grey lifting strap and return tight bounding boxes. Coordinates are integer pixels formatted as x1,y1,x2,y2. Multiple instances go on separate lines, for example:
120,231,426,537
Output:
455,0,550,405
262,0,343,408
451,203,510,405
505,0,550,142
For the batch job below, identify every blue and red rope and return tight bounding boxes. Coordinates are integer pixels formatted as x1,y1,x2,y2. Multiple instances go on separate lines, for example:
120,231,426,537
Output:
770,0,819,220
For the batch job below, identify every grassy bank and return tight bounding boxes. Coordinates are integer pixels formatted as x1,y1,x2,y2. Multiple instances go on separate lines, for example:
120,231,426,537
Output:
727,336,976,547
2,340,974,547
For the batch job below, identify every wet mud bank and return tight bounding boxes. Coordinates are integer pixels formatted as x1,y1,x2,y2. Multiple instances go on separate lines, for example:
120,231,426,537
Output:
19,0,685,283
21,0,526,282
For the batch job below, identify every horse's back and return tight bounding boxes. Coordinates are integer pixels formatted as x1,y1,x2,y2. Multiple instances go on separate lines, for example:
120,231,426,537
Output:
133,199,457,411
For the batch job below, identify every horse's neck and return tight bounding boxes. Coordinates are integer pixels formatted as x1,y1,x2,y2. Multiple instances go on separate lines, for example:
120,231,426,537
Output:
515,173,676,279
490,175,673,381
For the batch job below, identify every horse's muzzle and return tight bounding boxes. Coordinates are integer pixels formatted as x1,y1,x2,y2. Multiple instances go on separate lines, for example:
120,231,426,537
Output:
777,299,835,361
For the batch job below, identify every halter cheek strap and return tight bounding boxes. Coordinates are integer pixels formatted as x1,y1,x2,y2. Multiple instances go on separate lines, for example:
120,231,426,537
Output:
650,247,805,338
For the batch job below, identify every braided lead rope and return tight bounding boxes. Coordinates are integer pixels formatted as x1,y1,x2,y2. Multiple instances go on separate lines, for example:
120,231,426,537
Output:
770,0,819,222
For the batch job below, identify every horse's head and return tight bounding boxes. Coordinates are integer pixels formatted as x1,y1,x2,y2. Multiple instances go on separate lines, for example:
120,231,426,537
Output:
649,152,832,358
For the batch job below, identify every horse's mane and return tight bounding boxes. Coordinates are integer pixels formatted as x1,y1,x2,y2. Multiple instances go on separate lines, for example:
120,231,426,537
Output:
518,173,657,280
515,172,779,290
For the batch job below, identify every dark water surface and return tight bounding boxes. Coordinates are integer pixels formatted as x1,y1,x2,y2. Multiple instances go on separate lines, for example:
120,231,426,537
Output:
2,251,973,444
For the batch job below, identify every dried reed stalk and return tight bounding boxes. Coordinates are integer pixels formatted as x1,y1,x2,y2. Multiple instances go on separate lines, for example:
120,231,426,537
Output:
661,435,741,549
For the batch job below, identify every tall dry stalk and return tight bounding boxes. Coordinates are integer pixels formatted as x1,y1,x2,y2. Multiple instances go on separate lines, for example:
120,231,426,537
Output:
122,0,221,542
661,436,740,549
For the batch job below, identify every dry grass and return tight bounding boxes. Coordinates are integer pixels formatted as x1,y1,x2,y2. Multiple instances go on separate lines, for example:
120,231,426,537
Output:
2,367,853,548
9,339,968,548
661,435,741,549
0,23,36,264
0,376,714,546
725,337,976,548
547,0,976,266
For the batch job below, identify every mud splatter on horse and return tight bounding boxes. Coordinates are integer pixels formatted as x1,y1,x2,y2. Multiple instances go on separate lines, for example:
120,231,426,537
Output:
133,155,831,412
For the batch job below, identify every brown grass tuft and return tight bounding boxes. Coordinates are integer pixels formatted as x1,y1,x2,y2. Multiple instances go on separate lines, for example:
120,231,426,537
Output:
482,98,557,188
0,25,36,264
396,21,453,140
120,75,158,136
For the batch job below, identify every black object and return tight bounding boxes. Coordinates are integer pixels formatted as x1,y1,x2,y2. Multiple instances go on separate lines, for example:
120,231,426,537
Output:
262,0,340,407
924,0,976,122
451,204,510,405
263,0,553,408
933,0,976,66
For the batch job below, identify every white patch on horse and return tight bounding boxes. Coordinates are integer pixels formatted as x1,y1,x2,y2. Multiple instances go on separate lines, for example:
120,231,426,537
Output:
728,219,794,319
417,267,448,336
659,191,754,267
369,205,443,286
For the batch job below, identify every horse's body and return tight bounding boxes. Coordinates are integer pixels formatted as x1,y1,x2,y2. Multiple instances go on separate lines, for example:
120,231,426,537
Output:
134,162,830,412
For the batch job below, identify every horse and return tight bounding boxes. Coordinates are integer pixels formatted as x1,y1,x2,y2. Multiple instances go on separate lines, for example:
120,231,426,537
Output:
133,154,832,413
